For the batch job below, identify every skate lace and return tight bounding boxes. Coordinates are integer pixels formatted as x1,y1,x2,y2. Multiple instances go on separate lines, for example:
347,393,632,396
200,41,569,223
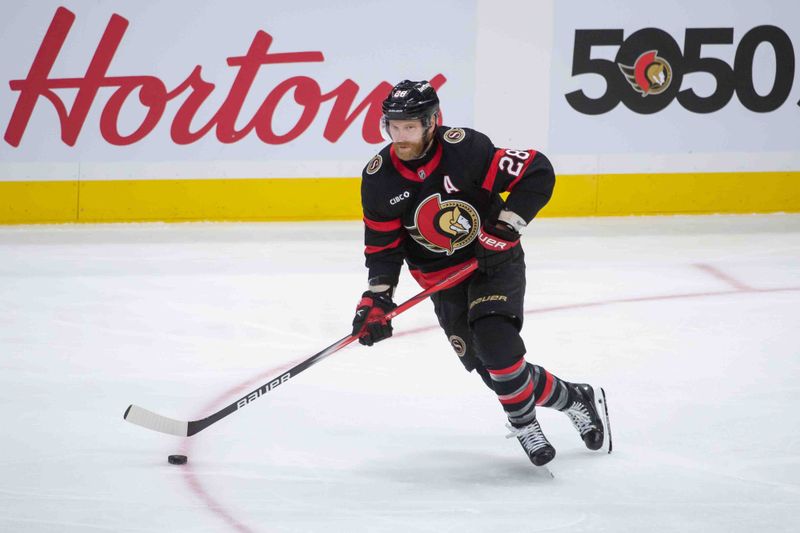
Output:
505,422,550,452
565,401,594,436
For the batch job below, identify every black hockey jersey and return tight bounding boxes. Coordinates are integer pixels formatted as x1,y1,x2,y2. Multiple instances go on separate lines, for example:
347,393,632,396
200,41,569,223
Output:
360,126,555,289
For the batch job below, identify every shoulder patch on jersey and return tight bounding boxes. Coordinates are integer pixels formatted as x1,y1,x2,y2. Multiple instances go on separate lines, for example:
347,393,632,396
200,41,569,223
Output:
443,128,466,144
366,154,383,175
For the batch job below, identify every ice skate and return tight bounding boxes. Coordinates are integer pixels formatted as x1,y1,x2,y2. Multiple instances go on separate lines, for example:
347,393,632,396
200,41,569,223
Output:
505,418,556,466
563,383,612,452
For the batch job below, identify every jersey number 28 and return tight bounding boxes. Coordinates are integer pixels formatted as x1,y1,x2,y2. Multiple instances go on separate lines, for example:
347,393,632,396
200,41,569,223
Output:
498,150,531,177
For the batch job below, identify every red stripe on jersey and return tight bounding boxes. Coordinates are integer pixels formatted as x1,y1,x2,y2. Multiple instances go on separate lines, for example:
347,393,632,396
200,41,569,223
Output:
408,259,475,290
481,149,505,192
499,379,534,405
363,216,402,232
365,236,404,255
390,142,443,182
506,150,537,192
535,369,554,406
487,357,526,377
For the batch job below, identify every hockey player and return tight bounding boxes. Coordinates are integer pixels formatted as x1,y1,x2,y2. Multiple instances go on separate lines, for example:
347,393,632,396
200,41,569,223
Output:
351,80,609,466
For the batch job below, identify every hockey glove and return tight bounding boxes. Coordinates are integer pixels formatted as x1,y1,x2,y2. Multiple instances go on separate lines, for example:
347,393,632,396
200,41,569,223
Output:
352,289,397,346
475,219,522,274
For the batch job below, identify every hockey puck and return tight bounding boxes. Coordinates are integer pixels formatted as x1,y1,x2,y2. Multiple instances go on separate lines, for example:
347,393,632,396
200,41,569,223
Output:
168,454,187,465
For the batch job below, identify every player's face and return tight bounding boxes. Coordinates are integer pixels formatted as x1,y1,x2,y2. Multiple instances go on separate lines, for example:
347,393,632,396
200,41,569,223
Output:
388,119,433,161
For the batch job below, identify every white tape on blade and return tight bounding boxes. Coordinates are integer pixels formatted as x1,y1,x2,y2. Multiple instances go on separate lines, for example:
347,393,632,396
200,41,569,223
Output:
125,405,189,437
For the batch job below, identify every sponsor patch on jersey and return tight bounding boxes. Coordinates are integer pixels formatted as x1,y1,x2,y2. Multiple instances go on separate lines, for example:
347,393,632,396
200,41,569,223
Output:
443,128,466,144
389,191,411,206
449,335,467,357
406,193,480,255
366,154,383,175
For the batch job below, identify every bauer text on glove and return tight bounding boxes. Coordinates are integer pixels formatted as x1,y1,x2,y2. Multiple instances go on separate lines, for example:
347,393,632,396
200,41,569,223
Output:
475,220,522,273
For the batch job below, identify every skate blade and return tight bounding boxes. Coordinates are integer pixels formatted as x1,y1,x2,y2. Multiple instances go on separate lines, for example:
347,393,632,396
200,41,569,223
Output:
596,387,613,454
540,465,555,479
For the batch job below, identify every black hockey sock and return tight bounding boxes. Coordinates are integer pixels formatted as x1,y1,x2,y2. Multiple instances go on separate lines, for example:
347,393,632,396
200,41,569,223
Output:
527,363,571,411
486,358,537,427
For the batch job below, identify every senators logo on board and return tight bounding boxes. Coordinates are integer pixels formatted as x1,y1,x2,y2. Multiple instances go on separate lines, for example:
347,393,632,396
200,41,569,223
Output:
618,50,672,96
567,26,796,115
406,194,480,255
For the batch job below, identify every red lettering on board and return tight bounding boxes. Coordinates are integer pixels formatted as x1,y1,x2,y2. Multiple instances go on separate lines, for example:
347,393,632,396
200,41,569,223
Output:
4,7,448,147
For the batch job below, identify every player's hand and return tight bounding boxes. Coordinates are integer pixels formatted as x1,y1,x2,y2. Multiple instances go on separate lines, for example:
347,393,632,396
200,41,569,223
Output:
351,290,397,346
475,219,521,274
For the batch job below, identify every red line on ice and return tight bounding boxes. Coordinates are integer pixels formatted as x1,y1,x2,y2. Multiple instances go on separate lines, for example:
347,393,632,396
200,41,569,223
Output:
178,362,295,533
181,283,800,531
693,263,755,291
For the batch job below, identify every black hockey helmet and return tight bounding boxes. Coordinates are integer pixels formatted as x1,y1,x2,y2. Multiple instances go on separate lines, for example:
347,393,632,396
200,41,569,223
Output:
382,80,440,126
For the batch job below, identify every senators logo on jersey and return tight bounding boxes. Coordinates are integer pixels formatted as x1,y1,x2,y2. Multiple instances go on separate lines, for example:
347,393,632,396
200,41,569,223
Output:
443,128,466,144
366,154,383,175
406,194,480,255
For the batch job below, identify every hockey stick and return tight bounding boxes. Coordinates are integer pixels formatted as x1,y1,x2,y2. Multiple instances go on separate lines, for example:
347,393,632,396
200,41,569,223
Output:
124,259,478,437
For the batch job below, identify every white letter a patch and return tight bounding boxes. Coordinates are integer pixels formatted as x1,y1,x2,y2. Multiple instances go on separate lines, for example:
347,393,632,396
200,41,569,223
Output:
443,175,460,194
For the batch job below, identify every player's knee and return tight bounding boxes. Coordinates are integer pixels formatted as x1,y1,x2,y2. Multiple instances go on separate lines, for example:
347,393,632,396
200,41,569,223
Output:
446,332,480,372
471,315,526,367
473,363,495,391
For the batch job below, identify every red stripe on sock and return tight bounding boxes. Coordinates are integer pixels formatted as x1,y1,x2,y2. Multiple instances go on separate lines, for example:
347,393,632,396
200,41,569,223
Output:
487,358,525,377
499,379,534,405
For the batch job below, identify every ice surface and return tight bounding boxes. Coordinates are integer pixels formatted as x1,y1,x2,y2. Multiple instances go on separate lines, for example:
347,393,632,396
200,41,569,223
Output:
1,214,799,532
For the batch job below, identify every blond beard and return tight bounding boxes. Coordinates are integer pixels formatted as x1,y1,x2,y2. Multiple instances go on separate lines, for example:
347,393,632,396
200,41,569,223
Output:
394,133,434,161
